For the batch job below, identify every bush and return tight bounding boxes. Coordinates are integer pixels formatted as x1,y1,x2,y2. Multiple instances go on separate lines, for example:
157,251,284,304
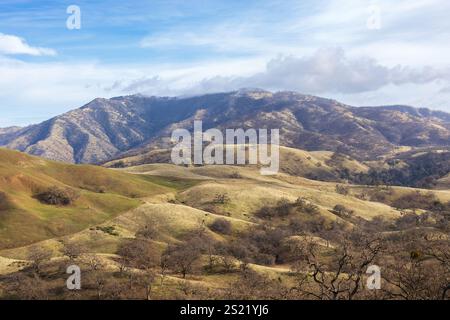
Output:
332,204,354,217
35,186,79,205
97,186,107,193
254,253,276,265
228,172,242,179
209,218,232,235
335,184,350,195
294,197,320,215
242,224,288,265
136,223,158,240
392,191,446,211
395,213,420,229
0,191,11,210
256,199,293,220
213,193,230,204
111,161,126,168
96,226,119,236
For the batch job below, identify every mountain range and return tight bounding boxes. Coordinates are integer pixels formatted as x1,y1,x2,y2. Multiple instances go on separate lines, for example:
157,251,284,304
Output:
1,89,449,164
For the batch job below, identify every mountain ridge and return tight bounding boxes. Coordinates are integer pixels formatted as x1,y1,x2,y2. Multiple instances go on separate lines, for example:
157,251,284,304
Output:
1,89,449,163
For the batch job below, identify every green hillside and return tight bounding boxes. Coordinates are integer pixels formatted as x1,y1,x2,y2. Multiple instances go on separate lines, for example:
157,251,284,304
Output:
0,148,172,249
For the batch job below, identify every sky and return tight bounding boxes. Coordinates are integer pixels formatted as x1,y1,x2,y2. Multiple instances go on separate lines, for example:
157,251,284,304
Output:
1,0,450,127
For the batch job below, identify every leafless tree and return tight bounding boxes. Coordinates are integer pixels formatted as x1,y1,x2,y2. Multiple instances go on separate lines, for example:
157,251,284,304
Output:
62,241,85,262
382,240,449,300
28,246,52,275
7,274,50,300
163,243,201,279
292,234,382,300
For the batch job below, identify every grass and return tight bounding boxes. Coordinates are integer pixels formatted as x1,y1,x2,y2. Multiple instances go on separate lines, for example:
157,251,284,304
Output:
2,147,448,298
138,175,201,191
0,148,173,249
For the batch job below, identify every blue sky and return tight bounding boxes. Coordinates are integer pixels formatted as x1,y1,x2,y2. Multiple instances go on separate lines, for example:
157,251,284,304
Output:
1,0,450,126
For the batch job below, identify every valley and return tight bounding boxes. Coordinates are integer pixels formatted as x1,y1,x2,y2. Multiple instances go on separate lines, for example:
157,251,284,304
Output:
0,147,448,299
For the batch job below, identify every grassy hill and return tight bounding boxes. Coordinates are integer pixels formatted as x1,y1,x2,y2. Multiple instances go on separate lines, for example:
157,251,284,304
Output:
105,145,370,182
0,148,175,249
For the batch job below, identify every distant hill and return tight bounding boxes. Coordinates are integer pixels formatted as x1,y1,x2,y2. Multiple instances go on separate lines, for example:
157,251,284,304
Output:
1,89,449,163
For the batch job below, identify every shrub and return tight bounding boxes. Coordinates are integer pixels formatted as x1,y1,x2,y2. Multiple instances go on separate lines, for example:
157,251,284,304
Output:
136,223,158,240
391,191,446,212
256,198,321,220
35,186,79,205
97,186,107,193
228,172,242,179
213,193,230,204
395,213,420,229
255,206,274,219
255,198,294,220
111,161,126,168
254,253,276,265
96,226,119,236
332,204,354,217
0,191,11,210
209,218,232,235
335,184,350,195
294,197,320,215
242,224,288,265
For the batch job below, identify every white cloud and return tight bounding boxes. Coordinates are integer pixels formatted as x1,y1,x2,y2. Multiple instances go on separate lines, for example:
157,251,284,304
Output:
139,24,285,55
0,33,56,56
1,47,450,128
153,48,450,95
0,56,264,126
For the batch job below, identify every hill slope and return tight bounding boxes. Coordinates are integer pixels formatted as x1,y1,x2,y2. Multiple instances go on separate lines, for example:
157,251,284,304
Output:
0,148,173,249
1,150,449,299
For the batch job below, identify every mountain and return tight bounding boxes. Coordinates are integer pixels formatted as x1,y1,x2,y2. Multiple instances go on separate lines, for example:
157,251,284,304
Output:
1,89,449,163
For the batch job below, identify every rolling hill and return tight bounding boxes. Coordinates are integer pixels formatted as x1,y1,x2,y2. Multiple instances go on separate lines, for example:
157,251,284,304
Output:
0,148,449,299
0,148,175,249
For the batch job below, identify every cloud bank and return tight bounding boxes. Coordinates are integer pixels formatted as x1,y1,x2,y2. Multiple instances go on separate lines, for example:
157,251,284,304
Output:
121,48,450,96
0,33,56,56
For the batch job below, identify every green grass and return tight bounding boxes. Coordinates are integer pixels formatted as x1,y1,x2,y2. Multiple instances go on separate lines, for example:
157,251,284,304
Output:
140,175,202,191
0,148,176,249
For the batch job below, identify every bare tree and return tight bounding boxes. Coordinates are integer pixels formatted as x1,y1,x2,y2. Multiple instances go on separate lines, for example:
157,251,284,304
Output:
136,269,156,300
136,216,159,240
62,241,85,262
8,274,50,300
292,234,382,300
28,246,52,275
382,241,450,300
163,243,201,279
426,242,450,299
117,239,159,271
